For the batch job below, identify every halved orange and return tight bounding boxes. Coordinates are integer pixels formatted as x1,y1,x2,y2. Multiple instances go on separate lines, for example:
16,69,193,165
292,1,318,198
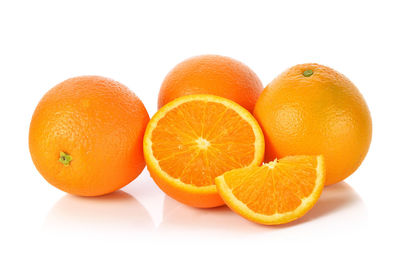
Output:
143,94,265,208
215,155,325,224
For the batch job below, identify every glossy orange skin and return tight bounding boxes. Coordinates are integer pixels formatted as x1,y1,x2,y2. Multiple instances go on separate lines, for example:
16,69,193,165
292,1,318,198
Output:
254,64,372,185
158,55,263,111
29,76,150,196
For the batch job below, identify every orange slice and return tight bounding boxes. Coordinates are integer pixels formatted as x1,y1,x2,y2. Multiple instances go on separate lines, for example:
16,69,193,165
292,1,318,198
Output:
143,94,265,208
215,155,325,224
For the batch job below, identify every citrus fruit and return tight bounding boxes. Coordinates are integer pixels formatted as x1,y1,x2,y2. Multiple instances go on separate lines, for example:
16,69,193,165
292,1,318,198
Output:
254,63,372,185
215,155,326,225
29,76,150,196
158,55,263,111
144,94,265,208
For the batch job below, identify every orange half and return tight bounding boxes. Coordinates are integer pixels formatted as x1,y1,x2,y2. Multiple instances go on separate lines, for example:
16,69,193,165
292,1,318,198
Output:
143,94,265,208
215,155,325,224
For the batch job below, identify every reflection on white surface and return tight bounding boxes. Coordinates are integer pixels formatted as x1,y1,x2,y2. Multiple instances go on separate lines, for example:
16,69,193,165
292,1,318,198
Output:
123,169,166,227
43,180,366,237
159,197,266,235
43,190,155,235
158,181,366,234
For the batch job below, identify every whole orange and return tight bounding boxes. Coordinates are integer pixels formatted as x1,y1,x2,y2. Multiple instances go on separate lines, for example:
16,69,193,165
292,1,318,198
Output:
29,76,150,196
254,63,372,185
158,55,263,111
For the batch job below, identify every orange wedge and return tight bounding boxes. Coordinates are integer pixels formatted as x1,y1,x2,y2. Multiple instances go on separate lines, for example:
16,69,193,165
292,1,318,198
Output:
143,94,265,208
215,155,325,224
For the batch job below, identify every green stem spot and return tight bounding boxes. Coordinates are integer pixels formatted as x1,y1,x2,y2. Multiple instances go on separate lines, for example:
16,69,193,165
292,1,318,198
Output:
59,151,72,166
303,69,314,77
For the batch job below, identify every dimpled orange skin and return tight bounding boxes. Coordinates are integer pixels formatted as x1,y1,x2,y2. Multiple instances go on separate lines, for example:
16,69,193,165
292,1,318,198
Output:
254,63,372,185
29,76,150,196
158,55,263,111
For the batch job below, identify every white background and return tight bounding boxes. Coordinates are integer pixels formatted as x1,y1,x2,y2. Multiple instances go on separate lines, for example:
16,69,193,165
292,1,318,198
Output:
1,0,399,277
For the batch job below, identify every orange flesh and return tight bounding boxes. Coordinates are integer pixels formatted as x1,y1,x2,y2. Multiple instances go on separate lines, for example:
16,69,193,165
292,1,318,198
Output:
222,156,319,214
151,100,256,187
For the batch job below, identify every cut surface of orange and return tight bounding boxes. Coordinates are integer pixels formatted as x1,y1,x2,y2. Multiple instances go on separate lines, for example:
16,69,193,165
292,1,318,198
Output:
144,94,265,208
215,155,325,224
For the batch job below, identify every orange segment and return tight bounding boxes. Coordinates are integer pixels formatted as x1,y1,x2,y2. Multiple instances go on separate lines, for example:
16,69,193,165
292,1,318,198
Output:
144,94,265,208
215,155,325,224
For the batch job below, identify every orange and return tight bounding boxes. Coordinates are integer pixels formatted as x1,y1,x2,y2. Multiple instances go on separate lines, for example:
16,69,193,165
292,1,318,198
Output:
144,94,265,208
29,76,150,196
254,63,372,185
215,155,325,225
158,55,263,111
